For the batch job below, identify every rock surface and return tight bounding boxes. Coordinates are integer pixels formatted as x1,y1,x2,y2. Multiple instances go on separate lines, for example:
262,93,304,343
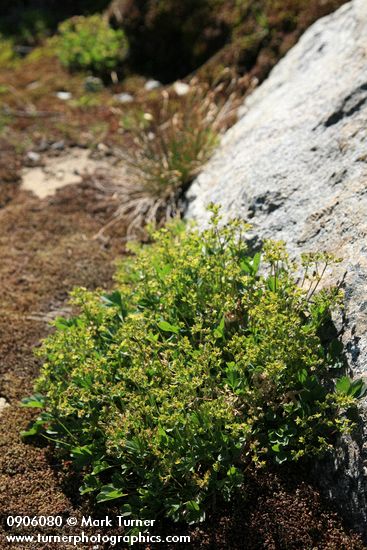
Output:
187,0,367,536
0,397,9,415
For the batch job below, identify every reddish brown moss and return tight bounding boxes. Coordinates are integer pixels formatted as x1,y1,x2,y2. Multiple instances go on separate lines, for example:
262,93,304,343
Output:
107,0,348,83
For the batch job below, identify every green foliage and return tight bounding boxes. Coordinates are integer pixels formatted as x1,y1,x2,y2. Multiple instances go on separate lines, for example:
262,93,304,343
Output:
25,207,363,524
0,34,17,68
56,15,128,76
0,2,112,46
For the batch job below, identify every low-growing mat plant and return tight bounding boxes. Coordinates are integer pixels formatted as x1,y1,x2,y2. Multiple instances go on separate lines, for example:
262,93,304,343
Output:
23,206,365,524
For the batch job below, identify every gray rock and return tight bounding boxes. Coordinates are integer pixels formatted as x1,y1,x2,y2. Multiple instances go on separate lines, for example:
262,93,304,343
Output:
114,92,134,104
56,91,72,101
84,76,104,93
50,140,65,151
26,151,40,163
144,79,161,91
187,0,367,536
173,81,190,96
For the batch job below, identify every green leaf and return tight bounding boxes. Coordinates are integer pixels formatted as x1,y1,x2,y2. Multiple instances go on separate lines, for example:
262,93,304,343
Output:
214,316,225,339
158,320,179,334
71,445,95,467
335,376,366,398
96,484,126,503
125,437,146,456
54,317,76,330
225,367,240,390
267,276,276,292
297,369,308,384
186,500,200,511
20,418,45,438
185,500,205,523
240,253,261,276
153,261,173,280
240,258,252,274
21,393,45,408
335,376,351,395
80,474,101,495
101,291,127,318
119,504,133,517
349,379,366,399
252,252,261,275
92,460,114,475
274,451,288,464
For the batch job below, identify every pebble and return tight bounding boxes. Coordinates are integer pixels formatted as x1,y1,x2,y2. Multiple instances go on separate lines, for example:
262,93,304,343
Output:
144,79,161,91
114,92,134,104
173,81,190,96
50,140,65,151
27,151,41,162
56,91,72,101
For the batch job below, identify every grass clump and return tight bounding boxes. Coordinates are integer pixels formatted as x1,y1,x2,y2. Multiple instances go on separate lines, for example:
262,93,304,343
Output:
24,207,364,524
56,15,128,77
105,83,235,236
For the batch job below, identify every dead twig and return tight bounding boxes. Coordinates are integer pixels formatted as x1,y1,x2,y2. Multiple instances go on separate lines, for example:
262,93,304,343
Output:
2,106,63,119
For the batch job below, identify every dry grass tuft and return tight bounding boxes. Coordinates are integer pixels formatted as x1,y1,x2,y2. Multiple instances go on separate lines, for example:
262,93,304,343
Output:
98,78,238,237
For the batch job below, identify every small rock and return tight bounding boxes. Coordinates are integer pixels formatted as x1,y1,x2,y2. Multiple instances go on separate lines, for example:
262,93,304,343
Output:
114,92,134,104
27,81,40,90
84,76,104,93
56,91,72,101
173,81,190,96
144,79,161,91
97,143,109,153
26,151,40,163
0,398,9,414
50,140,65,151
38,139,50,152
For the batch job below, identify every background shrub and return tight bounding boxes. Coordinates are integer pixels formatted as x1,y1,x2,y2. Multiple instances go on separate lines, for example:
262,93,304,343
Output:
25,208,363,524
0,1,111,46
56,15,128,76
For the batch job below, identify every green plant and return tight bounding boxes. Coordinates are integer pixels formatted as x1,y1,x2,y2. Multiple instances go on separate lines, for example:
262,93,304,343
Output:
0,34,16,68
103,83,234,236
56,15,128,76
23,207,364,524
